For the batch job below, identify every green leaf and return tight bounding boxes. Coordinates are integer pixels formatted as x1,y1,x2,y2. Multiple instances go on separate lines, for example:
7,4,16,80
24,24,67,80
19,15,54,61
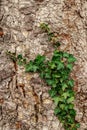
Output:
67,116,74,124
62,92,69,99
53,50,63,58
25,61,38,72
67,63,73,70
68,55,76,63
70,109,76,116
17,56,26,66
32,66,38,72
53,97,62,105
62,83,68,91
68,104,74,109
17,54,22,59
59,104,65,110
7,51,17,62
68,90,75,97
67,97,74,103
34,55,45,65
48,32,54,41
63,52,69,58
54,107,61,115
46,79,58,88
46,79,53,86
48,89,57,97
60,111,66,116
40,72,45,78
25,63,32,72
52,74,61,78
17,60,23,66
57,62,64,70
68,79,74,87
72,128,77,130
60,78,63,83
64,105,69,111
48,62,56,69
52,83,57,88
40,23,50,32
76,123,80,128
44,72,51,79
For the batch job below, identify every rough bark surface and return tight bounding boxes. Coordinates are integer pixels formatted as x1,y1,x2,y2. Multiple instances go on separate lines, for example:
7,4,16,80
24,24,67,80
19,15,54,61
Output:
0,0,87,130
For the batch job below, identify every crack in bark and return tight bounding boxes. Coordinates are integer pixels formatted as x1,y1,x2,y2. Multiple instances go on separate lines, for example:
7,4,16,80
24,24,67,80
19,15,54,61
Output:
32,86,39,123
17,84,26,97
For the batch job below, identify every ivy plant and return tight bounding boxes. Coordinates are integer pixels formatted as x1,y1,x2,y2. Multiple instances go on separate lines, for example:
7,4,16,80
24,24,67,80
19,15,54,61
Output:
8,23,80,130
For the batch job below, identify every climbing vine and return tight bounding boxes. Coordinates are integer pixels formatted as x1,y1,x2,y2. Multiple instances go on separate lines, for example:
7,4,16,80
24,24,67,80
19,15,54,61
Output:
7,23,80,130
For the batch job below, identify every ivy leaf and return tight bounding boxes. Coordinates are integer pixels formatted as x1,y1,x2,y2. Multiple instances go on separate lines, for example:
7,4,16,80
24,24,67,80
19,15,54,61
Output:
53,50,63,58
48,89,57,97
7,51,17,62
59,104,65,110
40,23,50,32
25,61,38,72
52,74,61,78
60,111,66,117
17,55,26,66
60,78,63,83
70,109,76,116
68,90,75,97
72,128,77,130
17,60,23,66
53,50,59,55
44,71,51,79
67,97,74,103
68,79,74,87
40,71,45,78
46,79,58,88
64,105,69,111
62,83,68,91
62,92,69,99
46,79,52,86
67,63,73,70
63,52,69,58
68,104,74,109
68,55,76,63
76,123,80,128
52,83,57,88
54,107,61,115
34,55,45,65
48,32,54,41
53,97,62,105
57,62,64,70
17,54,22,59
67,116,74,124
48,62,56,69
32,66,38,72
